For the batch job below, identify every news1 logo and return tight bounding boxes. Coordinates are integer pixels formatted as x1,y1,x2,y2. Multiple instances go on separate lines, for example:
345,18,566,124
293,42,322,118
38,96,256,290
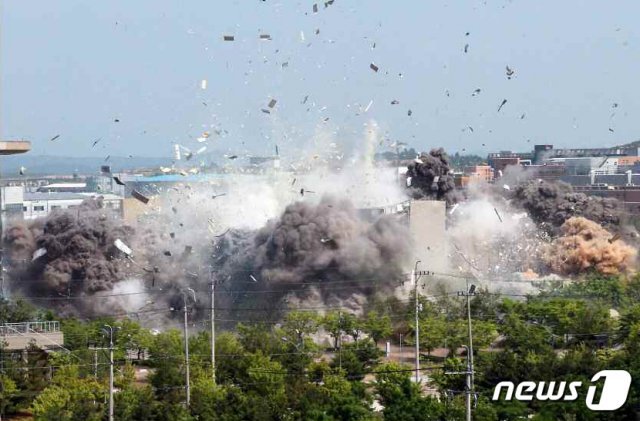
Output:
492,370,632,411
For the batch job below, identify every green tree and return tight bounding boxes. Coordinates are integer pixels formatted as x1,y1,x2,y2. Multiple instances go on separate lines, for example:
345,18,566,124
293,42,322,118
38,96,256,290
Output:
364,310,393,345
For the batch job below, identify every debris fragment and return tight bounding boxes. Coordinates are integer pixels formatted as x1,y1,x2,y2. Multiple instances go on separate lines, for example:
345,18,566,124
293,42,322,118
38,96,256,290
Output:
92,138,102,147
32,248,47,261
364,100,373,113
19,166,26,175
101,165,111,173
494,207,503,223
390,100,399,105
472,88,481,96
113,176,126,186
131,189,150,204
370,63,379,72
609,128,615,133
50,134,60,142
164,251,172,257
302,95,309,104
464,43,469,53
259,34,272,40
228,155,238,160
506,65,515,79
268,99,277,108
497,99,508,112
313,3,318,13
250,274,258,282
114,239,132,256
261,109,271,114
407,109,412,116
449,203,459,215
196,146,207,154
223,35,235,41
201,79,208,90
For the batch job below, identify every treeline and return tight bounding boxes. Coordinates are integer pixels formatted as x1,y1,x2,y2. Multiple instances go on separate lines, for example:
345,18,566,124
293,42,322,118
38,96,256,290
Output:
2,275,640,420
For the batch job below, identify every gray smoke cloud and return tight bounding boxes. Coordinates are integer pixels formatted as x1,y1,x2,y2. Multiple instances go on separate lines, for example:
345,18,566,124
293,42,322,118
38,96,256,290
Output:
211,195,411,319
4,198,138,314
508,179,625,233
4,194,411,321
405,148,461,204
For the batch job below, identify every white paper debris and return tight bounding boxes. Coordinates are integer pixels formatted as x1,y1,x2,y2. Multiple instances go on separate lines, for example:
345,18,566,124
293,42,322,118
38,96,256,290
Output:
406,177,412,187
201,79,208,90
114,239,132,256
32,248,47,261
449,203,459,215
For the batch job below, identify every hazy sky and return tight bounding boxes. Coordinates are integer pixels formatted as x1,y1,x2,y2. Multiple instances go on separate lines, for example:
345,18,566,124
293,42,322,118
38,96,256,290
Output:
2,1,639,158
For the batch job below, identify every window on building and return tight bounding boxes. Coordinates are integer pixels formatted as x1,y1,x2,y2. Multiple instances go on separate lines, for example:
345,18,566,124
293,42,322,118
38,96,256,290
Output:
22,206,27,212
34,205,45,211
51,205,61,210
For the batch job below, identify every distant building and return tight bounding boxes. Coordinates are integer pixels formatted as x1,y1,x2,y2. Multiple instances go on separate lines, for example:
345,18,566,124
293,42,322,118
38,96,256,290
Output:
23,192,123,220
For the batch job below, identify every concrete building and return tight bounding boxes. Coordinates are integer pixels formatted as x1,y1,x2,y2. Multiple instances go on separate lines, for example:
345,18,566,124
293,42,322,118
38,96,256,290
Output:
408,200,447,274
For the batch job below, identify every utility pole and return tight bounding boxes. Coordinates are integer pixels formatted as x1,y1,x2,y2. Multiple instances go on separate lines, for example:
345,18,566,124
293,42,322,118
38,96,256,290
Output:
182,288,196,407
456,282,476,421
412,261,431,383
102,325,115,421
413,260,421,383
210,272,216,385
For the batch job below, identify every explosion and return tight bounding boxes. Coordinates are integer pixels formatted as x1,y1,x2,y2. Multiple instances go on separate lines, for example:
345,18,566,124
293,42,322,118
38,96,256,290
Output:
510,180,623,232
212,195,411,315
4,198,134,298
543,217,636,276
406,148,461,204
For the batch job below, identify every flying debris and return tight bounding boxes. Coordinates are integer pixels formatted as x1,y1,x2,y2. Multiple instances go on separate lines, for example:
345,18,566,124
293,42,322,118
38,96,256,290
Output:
32,248,47,261
92,138,102,147
113,176,126,186
520,113,526,119
407,109,412,116
302,95,309,104
313,3,318,13
114,239,133,256
201,79,208,90
211,193,227,199
131,190,150,204
370,63,379,72
114,118,120,123
261,109,271,114
609,128,615,133
249,275,258,283
228,155,238,160
19,166,26,176
223,35,235,41
101,166,111,173
259,34,272,40
364,100,374,113
390,100,399,105
196,146,207,155
497,99,508,112
268,99,277,108
506,65,515,79
472,88,481,96
464,43,469,53
494,208,503,223
449,203,459,215
50,134,61,142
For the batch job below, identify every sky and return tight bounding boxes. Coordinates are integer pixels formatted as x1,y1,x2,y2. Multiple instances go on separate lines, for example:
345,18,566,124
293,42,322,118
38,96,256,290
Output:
2,0,640,159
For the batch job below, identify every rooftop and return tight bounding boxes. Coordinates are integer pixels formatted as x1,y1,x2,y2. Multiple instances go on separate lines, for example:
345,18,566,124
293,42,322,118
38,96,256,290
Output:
0,140,31,155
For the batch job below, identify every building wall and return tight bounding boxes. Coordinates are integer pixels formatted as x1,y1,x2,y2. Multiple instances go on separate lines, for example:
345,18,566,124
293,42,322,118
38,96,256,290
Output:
408,200,447,275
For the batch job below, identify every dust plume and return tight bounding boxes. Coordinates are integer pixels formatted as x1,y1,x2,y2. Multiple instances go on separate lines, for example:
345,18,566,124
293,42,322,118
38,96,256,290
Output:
405,148,461,204
211,195,411,318
509,180,624,232
543,217,636,276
